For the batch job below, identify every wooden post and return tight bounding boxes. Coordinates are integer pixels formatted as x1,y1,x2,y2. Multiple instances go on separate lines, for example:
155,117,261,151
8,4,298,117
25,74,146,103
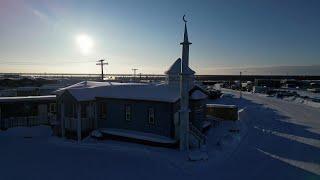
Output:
239,71,242,98
61,102,65,138
0,106,2,129
94,102,98,129
77,103,82,143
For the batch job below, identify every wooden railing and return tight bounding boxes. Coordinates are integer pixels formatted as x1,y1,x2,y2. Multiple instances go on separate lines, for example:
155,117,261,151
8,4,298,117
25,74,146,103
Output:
189,123,206,147
0,116,47,129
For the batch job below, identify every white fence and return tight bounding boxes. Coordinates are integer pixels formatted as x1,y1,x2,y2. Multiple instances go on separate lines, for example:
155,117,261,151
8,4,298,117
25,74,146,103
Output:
0,116,49,129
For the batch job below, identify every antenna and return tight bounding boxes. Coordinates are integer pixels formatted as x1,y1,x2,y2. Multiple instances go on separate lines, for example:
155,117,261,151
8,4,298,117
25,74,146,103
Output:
96,59,108,81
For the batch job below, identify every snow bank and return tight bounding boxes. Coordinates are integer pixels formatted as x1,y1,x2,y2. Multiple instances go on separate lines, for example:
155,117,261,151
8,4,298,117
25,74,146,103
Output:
221,93,234,98
282,96,320,108
189,150,209,161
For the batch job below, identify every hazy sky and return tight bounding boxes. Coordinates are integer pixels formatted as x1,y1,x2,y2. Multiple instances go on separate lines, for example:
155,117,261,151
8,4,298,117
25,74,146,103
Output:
0,0,320,75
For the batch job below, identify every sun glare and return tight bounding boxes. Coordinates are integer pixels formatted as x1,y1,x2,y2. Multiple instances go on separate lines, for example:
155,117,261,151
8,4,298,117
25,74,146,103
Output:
76,34,94,55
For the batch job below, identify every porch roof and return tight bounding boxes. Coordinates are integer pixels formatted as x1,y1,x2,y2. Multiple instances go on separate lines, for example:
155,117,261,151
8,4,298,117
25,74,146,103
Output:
0,95,56,103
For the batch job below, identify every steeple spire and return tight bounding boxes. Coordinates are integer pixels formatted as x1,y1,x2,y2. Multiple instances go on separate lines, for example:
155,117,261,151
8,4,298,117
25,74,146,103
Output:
183,23,190,43
178,15,193,151
180,15,192,67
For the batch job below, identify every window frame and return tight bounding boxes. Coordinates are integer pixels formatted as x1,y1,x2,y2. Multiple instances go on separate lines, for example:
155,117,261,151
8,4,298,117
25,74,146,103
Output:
125,105,132,121
81,103,88,118
148,107,155,124
99,102,107,119
49,103,56,113
70,103,77,118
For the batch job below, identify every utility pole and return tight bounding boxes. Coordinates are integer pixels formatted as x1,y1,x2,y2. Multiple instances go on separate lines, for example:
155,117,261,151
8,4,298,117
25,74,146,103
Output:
96,59,108,81
132,68,138,82
239,71,242,98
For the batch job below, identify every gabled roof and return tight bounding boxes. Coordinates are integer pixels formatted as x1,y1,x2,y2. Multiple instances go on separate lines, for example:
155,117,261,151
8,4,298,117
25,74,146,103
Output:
58,81,180,102
165,58,195,75
165,58,181,75
54,81,145,95
58,81,207,103
190,90,207,100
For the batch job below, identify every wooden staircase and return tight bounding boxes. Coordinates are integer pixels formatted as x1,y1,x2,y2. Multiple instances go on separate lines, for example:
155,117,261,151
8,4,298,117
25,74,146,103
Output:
189,123,206,148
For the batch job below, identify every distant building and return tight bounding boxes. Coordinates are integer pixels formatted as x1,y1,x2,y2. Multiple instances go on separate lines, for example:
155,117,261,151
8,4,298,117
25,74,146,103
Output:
16,87,40,96
254,79,281,88
54,19,208,149
281,79,299,89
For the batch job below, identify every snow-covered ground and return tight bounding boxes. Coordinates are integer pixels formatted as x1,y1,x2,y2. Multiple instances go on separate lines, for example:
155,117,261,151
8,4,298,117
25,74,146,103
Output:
1,92,319,180
281,96,320,108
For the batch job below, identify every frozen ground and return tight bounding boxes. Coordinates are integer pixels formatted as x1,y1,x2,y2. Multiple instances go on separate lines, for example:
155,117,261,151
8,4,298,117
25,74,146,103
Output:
1,92,320,180
217,90,320,179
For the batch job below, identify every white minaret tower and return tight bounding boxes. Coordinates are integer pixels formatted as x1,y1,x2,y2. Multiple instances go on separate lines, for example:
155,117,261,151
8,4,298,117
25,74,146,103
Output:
179,15,193,151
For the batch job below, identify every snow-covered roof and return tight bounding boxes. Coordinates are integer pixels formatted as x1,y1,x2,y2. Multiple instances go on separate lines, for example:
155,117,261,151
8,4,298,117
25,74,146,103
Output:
190,90,207,100
59,81,180,102
0,95,56,103
56,81,120,92
55,81,145,94
58,80,208,102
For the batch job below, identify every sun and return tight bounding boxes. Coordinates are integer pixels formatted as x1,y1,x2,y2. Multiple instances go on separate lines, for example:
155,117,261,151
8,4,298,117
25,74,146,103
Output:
75,34,94,55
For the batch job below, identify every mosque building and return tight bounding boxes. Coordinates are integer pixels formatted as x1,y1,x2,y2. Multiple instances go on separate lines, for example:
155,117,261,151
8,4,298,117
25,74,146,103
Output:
55,17,208,150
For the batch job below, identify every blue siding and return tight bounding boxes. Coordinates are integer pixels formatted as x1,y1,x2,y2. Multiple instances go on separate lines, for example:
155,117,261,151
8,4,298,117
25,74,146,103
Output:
97,98,174,138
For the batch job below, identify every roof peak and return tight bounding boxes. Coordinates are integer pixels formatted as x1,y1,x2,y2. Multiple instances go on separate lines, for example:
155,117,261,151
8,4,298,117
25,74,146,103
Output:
165,58,195,75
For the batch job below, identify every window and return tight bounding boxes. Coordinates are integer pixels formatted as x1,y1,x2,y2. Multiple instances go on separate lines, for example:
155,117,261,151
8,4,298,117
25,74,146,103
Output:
81,104,87,118
70,103,77,117
148,107,155,124
125,105,131,121
49,103,56,113
100,103,107,118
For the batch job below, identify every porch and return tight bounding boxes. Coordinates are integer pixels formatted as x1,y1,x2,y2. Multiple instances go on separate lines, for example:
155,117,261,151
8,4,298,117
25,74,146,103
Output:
0,116,46,129
0,96,57,130
60,102,97,142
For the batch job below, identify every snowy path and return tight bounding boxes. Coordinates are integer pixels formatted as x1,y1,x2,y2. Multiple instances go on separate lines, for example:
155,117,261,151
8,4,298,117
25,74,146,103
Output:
0,92,319,180
212,90,320,179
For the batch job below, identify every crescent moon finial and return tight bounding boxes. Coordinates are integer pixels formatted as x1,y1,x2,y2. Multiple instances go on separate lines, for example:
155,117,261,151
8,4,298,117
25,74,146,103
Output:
183,15,187,23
